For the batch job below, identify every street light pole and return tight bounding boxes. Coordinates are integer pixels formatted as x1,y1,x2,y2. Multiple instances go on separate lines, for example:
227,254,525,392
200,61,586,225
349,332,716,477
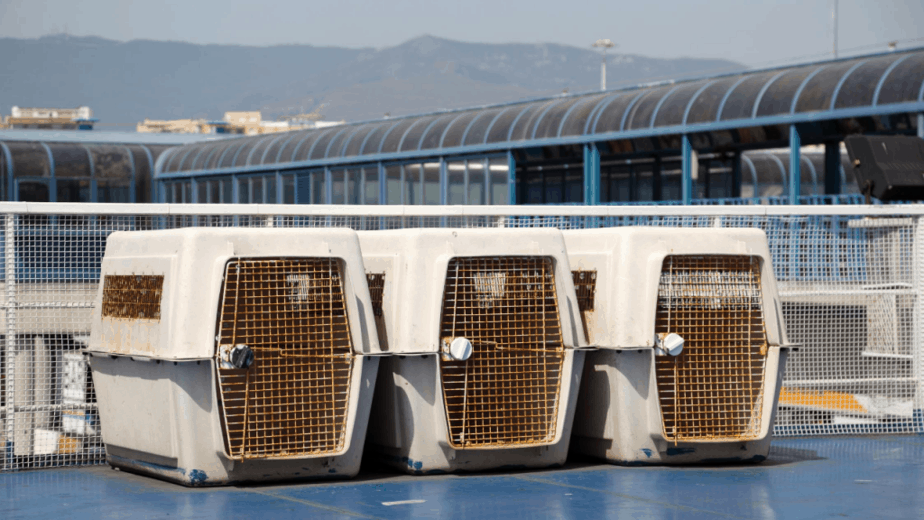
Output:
592,39,616,91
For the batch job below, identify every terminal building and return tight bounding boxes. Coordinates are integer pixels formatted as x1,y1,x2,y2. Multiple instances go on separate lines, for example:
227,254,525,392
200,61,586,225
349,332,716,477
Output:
152,47,924,206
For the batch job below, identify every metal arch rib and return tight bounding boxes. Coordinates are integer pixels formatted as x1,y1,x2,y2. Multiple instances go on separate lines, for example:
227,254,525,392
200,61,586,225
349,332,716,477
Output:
715,75,751,121
228,139,252,168
681,80,717,126
790,65,828,114
358,123,386,155
376,120,407,154
303,128,335,160
530,98,569,140
481,106,517,145
741,152,759,191
649,84,682,128
258,133,289,165
505,104,537,142
336,125,366,158
619,89,651,132
801,154,818,195
460,111,489,146
750,70,790,119
873,53,913,106
417,114,451,151
829,60,868,110
765,152,788,188
323,127,351,158
439,112,471,149
557,94,600,138
586,92,620,135
396,118,427,153
288,131,319,163
244,135,273,167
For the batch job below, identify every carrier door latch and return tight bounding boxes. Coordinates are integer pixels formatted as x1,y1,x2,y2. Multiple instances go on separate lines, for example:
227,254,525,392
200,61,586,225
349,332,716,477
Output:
218,344,254,369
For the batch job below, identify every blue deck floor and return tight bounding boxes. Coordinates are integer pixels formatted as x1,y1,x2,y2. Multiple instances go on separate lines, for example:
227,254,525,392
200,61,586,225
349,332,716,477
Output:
3,436,924,519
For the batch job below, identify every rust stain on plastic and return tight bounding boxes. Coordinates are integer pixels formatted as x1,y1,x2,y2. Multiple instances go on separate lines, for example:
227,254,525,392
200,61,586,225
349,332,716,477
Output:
654,255,768,442
101,275,164,320
571,270,596,344
439,256,564,449
215,258,354,460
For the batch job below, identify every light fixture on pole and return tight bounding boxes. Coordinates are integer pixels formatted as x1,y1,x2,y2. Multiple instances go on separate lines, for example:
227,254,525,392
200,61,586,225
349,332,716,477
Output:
592,39,616,91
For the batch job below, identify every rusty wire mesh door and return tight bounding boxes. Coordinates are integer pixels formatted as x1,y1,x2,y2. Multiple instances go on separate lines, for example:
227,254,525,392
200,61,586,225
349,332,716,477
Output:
215,258,354,460
654,255,768,442
439,256,565,448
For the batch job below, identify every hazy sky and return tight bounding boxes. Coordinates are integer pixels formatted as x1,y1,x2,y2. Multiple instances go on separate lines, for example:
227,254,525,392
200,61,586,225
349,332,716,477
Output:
2,0,923,67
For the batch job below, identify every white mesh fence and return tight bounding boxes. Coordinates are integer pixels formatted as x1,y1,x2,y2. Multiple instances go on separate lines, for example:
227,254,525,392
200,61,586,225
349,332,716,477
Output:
1,204,922,471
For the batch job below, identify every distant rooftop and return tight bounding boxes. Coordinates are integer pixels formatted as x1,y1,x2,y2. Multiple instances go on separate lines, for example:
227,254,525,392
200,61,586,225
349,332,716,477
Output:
0,128,233,145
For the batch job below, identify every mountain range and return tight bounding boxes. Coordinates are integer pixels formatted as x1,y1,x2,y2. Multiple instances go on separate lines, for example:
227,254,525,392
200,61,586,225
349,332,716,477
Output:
0,34,746,129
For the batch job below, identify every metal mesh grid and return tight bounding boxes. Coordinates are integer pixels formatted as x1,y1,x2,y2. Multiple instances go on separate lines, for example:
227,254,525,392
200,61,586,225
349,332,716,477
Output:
215,258,354,460
654,255,768,442
572,270,596,344
100,275,164,320
1,207,922,472
439,256,564,448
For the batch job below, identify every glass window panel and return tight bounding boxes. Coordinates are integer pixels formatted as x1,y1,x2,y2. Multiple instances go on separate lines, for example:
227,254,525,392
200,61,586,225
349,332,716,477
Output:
636,163,654,201
463,108,504,145
489,158,509,205
380,119,419,154
238,178,250,203
755,66,819,117
18,181,50,202
603,165,631,203
835,54,901,109
0,146,6,200
441,112,480,148
250,177,263,203
522,170,543,204
57,179,91,202
793,61,858,113
400,116,439,151
564,169,583,203
419,114,458,150
404,164,422,205
220,179,232,203
626,85,673,130
311,171,326,204
266,175,276,203
424,162,440,205
182,182,191,203
8,142,51,177
49,144,91,178
544,169,564,203
363,167,379,205
277,130,313,163
719,71,779,121
89,145,133,179
194,181,207,203
593,92,643,133
342,124,380,157
467,161,485,204
97,180,132,203
324,128,351,158
282,175,295,204
559,94,608,137
295,171,312,204
386,165,402,204
331,170,346,204
653,81,711,127
206,180,218,203
346,169,362,205
877,53,924,105
684,76,741,124
448,161,466,204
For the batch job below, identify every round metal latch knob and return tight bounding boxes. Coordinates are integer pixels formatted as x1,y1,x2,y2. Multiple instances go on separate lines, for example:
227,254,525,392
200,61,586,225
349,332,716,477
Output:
230,344,254,369
448,337,473,361
656,333,684,356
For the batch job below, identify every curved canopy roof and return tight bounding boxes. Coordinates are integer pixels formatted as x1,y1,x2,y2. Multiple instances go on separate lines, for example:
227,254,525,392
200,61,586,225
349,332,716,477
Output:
160,48,924,176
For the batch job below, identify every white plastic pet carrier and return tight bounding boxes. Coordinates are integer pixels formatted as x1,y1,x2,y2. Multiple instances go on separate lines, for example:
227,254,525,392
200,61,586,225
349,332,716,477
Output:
87,228,382,485
358,228,587,474
564,228,793,464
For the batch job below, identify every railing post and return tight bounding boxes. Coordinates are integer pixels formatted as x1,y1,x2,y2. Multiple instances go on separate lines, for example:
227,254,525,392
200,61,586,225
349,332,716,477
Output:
914,216,924,433
789,125,801,204
507,151,517,205
681,135,693,205
918,113,924,139
583,143,601,205
4,214,16,470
